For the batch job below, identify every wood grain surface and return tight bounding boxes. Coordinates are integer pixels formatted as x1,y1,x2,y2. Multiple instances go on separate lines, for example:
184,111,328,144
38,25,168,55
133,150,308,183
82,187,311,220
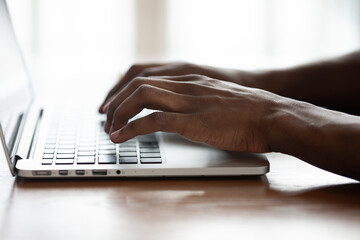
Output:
0,153,359,240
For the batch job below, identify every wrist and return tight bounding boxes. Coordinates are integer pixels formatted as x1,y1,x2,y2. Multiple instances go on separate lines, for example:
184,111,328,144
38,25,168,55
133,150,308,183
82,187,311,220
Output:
265,98,360,180
263,97,315,154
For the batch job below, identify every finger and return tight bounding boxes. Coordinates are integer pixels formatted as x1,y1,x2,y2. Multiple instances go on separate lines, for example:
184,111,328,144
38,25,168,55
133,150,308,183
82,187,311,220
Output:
104,76,200,113
103,76,221,132
110,112,189,143
99,64,163,112
107,84,198,134
101,64,200,112
99,80,124,113
101,95,115,113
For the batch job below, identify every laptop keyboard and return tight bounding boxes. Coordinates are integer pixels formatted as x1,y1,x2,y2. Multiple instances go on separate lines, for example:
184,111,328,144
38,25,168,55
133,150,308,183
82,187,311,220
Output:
41,115,161,166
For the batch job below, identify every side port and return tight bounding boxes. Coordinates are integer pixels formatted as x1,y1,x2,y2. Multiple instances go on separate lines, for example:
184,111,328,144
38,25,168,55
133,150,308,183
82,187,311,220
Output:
59,170,68,176
75,170,85,175
92,169,107,176
33,170,51,176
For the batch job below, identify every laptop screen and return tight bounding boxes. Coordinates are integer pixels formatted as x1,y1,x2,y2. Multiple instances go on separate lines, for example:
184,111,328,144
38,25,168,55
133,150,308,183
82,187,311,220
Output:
0,0,33,152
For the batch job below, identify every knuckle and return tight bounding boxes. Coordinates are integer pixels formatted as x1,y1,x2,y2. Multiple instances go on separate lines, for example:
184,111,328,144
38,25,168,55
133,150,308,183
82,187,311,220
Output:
183,62,194,69
111,109,125,129
135,84,152,98
184,82,198,89
189,74,203,79
106,101,118,119
126,121,138,132
150,112,169,130
129,64,142,72
132,77,147,87
112,108,122,122
139,68,154,77
107,101,116,113
180,74,202,81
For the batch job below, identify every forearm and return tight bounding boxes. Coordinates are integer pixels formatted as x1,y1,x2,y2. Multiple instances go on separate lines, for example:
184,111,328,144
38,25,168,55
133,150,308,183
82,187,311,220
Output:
245,50,360,114
266,98,360,180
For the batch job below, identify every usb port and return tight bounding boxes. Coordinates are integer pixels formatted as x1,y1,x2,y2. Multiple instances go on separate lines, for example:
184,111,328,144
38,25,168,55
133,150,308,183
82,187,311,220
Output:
76,170,85,175
59,170,68,175
33,170,51,176
92,170,107,176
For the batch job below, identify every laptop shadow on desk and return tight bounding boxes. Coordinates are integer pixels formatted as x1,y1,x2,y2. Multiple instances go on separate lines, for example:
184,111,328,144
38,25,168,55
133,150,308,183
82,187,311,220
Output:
14,174,269,190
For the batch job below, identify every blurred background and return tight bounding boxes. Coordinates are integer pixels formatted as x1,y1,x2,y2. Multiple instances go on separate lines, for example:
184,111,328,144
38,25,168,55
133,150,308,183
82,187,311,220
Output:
6,0,360,99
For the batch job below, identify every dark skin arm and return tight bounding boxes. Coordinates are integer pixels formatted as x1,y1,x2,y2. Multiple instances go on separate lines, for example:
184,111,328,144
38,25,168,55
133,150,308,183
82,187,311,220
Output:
99,51,360,181
247,50,360,114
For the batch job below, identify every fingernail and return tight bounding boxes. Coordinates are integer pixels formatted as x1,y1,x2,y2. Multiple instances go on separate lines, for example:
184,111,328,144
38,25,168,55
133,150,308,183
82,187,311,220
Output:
111,130,121,140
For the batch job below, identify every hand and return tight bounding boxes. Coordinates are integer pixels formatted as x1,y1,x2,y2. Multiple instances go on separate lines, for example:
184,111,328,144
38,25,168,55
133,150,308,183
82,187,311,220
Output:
99,62,252,113
104,74,281,152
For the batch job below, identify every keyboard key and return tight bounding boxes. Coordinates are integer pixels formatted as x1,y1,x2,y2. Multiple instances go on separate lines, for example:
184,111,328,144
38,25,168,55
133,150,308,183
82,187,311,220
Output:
57,149,75,154
42,154,54,159
78,140,96,145
99,139,113,144
59,140,76,145
99,135,111,141
139,142,158,148
41,160,53,165
44,149,55,154
58,144,76,149
119,142,136,147
46,137,57,142
46,141,57,145
45,144,56,149
99,150,116,155
119,157,138,164
78,151,96,156
140,158,162,164
137,134,157,142
119,152,137,157
77,156,95,164
56,154,75,159
140,152,161,158
78,142,96,148
55,159,74,165
79,135,96,139
98,155,116,164
99,145,116,150
59,136,76,141
140,148,160,153
78,147,96,152
118,147,136,152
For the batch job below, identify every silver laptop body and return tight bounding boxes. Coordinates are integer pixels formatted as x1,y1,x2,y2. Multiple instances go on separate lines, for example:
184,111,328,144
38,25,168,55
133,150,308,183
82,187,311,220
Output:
0,0,269,178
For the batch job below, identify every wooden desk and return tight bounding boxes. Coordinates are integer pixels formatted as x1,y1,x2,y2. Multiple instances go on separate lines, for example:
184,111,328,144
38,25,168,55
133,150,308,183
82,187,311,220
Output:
0,153,359,240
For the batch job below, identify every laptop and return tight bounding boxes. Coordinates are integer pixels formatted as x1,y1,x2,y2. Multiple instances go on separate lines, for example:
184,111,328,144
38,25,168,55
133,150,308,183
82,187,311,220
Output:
0,0,269,178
